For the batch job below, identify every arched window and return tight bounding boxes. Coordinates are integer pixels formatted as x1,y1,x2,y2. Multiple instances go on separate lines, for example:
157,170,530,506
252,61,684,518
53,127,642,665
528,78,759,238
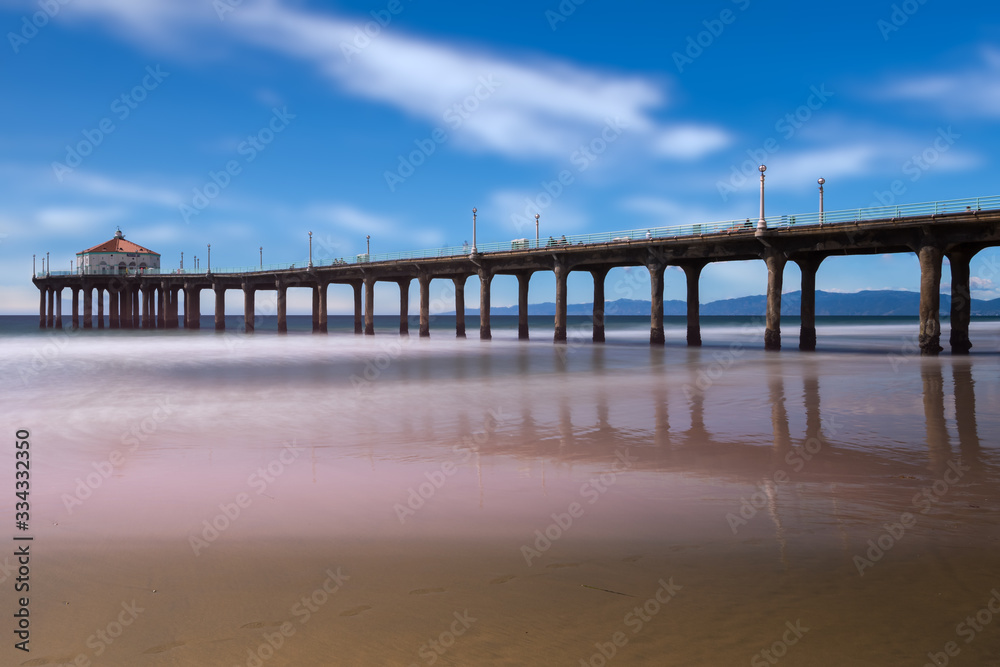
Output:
118,262,127,275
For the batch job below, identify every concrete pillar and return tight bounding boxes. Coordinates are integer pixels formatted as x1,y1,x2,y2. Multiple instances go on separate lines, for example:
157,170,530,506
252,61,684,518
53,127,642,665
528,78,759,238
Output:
763,250,786,350
516,272,531,340
554,260,569,343
398,278,411,335
352,281,363,334
109,289,119,329
46,287,55,328
187,287,201,329
55,287,63,329
277,282,287,334
364,277,375,335
591,268,608,343
418,275,431,337
83,286,93,329
318,281,328,334
215,286,226,331
141,287,151,329
157,284,166,329
478,268,492,340
947,248,973,355
97,288,105,329
917,243,943,355
648,262,666,345
682,262,705,347
795,256,823,352
132,287,140,329
243,284,255,333
166,288,178,329
454,277,466,338
311,286,320,333
71,287,80,329
38,287,46,328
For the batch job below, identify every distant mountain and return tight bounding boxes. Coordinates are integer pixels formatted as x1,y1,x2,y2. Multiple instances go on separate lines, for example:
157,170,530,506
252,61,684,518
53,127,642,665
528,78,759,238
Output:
449,290,1000,317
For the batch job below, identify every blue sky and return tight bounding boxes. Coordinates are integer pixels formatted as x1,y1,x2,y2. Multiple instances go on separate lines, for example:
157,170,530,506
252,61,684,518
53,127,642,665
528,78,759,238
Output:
2,0,999,315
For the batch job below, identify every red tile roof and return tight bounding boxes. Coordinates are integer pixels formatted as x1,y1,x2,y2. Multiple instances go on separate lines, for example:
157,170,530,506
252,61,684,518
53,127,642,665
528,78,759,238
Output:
79,235,159,255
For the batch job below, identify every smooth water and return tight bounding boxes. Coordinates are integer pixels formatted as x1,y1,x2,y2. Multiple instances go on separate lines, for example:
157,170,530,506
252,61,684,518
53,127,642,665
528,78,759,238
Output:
2,316,998,665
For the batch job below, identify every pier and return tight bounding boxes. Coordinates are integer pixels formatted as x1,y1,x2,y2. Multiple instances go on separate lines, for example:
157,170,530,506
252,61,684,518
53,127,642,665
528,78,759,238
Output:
32,195,1000,356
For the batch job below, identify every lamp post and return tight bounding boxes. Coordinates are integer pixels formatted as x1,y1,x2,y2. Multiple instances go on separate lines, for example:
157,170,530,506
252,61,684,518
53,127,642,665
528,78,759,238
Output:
535,213,540,244
756,165,767,233
207,244,211,273
260,246,263,269
32,254,35,276
471,207,478,255
366,234,370,257
180,252,184,270
818,177,825,223
308,231,313,268
46,252,50,276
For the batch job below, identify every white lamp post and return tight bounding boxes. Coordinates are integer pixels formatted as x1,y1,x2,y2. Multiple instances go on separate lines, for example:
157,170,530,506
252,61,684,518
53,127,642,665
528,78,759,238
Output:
471,207,478,255
535,213,540,244
818,177,825,223
757,165,767,232
308,232,313,268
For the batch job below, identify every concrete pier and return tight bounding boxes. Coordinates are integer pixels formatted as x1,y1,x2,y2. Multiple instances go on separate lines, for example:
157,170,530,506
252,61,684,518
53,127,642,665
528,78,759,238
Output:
453,277,466,338
243,285,255,333
398,278,411,335
516,272,531,340
591,268,608,343
947,247,973,355
554,260,568,343
30,202,1000,353
418,275,430,337
364,277,375,335
917,243,943,355
763,249,786,351
648,261,665,345
681,262,705,347
478,268,492,340
795,256,824,352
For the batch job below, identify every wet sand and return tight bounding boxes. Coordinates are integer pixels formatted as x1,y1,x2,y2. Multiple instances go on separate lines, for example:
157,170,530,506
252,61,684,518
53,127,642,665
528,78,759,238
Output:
3,323,1000,665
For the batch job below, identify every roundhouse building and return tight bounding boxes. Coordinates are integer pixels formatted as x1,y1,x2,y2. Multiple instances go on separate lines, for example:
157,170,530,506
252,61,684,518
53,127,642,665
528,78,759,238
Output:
77,229,160,275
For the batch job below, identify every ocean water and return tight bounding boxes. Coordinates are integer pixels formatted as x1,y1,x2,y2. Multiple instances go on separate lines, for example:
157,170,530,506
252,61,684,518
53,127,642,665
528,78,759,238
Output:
2,315,999,665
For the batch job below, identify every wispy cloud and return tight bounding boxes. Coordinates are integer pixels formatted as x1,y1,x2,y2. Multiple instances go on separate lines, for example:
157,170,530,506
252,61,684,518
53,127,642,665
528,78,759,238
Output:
878,46,1000,118
54,0,731,164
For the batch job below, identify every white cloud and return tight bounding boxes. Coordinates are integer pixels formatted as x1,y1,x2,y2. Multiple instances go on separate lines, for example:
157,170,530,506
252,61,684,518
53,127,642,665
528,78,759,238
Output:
653,125,730,160
60,171,183,207
36,206,127,232
53,0,736,164
879,46,1000,118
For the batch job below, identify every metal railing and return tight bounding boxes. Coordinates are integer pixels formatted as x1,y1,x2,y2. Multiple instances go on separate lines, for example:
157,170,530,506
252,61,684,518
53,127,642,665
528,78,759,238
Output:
35,194,1000,278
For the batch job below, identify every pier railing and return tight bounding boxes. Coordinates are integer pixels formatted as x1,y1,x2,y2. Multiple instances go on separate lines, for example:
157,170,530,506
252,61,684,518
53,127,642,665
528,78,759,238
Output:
37,194,1000,278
